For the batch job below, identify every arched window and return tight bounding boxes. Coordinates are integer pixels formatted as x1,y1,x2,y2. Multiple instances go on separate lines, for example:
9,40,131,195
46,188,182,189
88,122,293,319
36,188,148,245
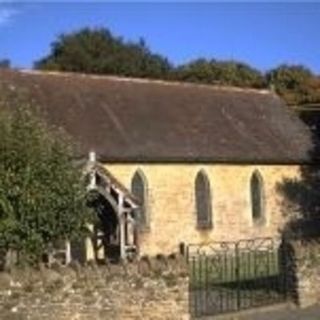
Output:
195,170,213,229
131,170,148,230
250,170,265,225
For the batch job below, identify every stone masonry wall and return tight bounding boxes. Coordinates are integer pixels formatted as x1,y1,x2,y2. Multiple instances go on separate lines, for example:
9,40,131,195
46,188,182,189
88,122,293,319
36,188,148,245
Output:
286,240,320,308
0,257,189,320
105,163,301,255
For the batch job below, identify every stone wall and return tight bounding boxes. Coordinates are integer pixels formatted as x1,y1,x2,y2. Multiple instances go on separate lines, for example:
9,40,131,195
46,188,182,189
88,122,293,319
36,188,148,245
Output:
0,257,189,320
285,240,320,308
105,163,301,255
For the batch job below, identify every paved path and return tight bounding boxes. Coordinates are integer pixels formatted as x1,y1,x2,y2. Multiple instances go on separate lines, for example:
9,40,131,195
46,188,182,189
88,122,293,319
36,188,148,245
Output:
203,304,320,320
241,304,320,320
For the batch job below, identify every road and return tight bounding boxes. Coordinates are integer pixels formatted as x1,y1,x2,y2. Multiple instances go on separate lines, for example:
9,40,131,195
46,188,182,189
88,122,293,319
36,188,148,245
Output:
241,304,320,320
200,304,320,320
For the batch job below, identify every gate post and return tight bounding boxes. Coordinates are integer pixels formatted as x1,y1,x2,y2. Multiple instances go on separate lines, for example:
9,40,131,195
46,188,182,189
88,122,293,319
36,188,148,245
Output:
235,242,241,310
279,237,295,303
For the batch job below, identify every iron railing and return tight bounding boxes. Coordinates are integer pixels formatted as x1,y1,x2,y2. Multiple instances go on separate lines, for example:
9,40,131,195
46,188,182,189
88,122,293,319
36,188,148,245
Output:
187,238,288,317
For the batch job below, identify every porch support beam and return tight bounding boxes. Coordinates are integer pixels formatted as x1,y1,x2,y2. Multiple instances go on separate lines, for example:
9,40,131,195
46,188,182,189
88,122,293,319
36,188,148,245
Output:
119,193,126,261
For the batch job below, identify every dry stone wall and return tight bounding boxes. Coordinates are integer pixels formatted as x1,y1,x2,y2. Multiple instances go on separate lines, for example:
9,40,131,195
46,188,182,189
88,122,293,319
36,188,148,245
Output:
0,257,189,320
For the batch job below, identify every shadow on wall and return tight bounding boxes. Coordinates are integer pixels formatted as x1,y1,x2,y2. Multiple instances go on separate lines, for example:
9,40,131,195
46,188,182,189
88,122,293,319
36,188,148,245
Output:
277,111,320,240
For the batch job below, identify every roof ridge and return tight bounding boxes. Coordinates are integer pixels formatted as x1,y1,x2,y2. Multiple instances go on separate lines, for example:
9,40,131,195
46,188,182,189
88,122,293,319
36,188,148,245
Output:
18,68,272,95
0,67,311,163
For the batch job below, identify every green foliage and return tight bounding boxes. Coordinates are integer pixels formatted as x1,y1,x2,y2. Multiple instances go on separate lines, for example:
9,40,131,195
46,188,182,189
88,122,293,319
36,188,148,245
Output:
190,250,279,289
0,88,92,263
34,27,172,79
35,25,266,89
34,27,320,107
174,58,266,88
266,64,320,105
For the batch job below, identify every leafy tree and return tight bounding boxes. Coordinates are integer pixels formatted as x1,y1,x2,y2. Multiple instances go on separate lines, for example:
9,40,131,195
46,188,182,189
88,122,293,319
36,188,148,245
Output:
266,64,320,106
34,27,320,106
174,58,266,88
35,27,172,79
0,87,92,264
277,138,320,240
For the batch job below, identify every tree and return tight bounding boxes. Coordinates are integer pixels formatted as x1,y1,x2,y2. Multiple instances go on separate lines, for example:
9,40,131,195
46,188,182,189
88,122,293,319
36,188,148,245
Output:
35,27,172,79
0,87,92,264
266,64,320,106
277,157,320,240
174,58,266,88
34,27,320,105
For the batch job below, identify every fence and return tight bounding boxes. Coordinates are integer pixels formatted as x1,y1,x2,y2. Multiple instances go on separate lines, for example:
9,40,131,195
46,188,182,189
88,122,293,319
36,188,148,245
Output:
187,238,288,317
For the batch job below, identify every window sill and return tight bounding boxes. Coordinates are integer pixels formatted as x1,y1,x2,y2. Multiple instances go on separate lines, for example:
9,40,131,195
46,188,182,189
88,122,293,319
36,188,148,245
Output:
196,223,213,231
253,219,266,227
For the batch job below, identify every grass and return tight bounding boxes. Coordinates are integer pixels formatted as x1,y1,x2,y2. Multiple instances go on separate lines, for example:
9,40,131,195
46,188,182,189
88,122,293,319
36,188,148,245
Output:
189,249,282,289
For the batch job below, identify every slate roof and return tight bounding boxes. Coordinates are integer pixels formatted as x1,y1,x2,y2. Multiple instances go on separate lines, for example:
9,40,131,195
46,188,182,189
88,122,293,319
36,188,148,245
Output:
0,69,313,164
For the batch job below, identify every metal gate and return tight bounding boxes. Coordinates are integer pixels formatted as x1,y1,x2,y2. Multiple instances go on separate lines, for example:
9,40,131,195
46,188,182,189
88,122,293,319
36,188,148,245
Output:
187,238,288,317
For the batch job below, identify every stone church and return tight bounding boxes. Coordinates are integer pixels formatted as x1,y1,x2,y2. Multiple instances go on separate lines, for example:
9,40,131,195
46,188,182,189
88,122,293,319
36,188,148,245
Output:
0,69,313,261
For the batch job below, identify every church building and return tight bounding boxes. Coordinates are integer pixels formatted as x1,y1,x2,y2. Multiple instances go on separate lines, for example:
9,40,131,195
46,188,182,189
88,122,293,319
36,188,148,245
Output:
0,69,313,261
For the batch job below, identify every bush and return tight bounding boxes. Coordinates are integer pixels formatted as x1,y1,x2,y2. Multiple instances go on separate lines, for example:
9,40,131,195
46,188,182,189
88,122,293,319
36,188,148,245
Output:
0,87,92,264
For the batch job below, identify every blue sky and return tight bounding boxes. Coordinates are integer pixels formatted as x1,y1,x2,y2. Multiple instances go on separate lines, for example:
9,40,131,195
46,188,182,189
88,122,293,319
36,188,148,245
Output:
1,2,320,73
